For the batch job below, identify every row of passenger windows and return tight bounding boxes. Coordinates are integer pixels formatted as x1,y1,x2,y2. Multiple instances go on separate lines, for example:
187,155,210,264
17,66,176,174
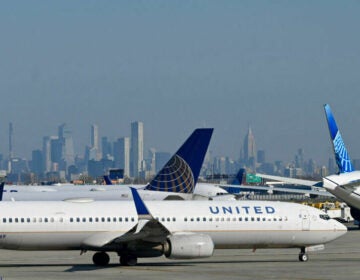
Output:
0,216,288,224
1,217,136,224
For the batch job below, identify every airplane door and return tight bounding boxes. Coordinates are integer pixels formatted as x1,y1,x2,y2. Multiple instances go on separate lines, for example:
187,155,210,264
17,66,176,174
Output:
301,210,310,231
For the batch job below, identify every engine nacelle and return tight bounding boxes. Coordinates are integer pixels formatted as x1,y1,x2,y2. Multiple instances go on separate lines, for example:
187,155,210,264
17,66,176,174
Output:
163,233,214,259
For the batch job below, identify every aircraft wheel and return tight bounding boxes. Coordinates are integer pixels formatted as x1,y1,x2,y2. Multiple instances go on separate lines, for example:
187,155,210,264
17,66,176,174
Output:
120,255,138,266
298,253,308,262
93,252,110,266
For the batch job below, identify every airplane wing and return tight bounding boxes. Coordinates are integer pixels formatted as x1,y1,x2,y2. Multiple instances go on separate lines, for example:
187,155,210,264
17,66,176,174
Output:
81,188,170,250
255,173,320,187
218,183,334,197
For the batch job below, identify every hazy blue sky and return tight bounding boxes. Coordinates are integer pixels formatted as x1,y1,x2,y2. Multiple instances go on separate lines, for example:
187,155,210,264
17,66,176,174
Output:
1,1,360,165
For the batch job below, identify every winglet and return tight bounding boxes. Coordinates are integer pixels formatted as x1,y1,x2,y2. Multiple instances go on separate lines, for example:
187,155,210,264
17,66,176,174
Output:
0,182,4,201
324,104,354,173
145,128,213,193
130,187,152,218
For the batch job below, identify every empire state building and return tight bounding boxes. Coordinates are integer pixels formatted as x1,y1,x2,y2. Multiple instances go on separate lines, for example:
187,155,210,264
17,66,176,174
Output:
243,126,257,169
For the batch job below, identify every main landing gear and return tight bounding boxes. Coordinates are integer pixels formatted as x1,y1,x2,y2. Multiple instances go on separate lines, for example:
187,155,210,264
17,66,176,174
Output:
92,252,110,266
298,247,309,262
119,254,138,266
92,252,138,266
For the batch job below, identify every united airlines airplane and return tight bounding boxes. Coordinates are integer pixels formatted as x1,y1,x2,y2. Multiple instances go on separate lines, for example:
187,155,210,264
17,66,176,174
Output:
257,104,360,221
0,188,347,265
0,128,233,201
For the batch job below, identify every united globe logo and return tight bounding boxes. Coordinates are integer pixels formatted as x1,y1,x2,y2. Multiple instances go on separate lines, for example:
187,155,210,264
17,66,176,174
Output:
146,155,195,193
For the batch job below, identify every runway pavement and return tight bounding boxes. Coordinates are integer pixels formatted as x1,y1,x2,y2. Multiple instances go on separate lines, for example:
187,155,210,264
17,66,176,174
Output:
0,224,359,280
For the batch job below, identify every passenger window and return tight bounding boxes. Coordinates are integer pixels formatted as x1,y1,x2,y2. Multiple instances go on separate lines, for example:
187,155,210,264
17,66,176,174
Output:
70,218,74,223
118,217,122,222
244,217,248,222
113,217,117,222
131,217,135,222
44,218,49,223
38,218,42,223
257,217,260,222
95,217,99,222
196,217,200,222
9,218,12,223
27,218,30,223
82,218,86,222
125,217,128,222
251,217,255,222
172,218,176,222
184,217,188,222
89,217,93,222
167,218,171,222
2,218,6,223
239,217,242,221
21,218,25,223
15,218,19,223
101,217,105,222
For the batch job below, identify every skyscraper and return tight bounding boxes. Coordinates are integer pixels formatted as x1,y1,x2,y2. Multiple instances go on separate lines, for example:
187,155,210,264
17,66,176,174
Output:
8,122,14,173
58,123,75,168
114,137,130,177
243,125,257,169
91,124,99,159
130,121,144,178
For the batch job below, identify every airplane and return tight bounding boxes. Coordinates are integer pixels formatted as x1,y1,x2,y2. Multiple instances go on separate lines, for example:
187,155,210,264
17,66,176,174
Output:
0,128,233,201
219,169,333,198
257,104,360,221
0,187,347,266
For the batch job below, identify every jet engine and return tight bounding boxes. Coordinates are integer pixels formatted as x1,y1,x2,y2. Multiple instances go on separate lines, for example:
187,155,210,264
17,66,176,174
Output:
163,233,214,259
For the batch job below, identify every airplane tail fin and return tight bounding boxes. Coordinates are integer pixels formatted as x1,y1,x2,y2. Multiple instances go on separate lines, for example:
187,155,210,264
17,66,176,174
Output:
324,104,354,173
103,175,112,185
0,182,4,201
231,168,246,185
144,128,213,193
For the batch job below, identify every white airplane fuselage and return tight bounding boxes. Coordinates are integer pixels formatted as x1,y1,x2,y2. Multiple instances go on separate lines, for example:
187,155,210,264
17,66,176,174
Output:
1,183,233,201
0,200,346,251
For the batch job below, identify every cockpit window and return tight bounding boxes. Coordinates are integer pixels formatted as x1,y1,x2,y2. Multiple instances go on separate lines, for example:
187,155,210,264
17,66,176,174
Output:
319,214,330,220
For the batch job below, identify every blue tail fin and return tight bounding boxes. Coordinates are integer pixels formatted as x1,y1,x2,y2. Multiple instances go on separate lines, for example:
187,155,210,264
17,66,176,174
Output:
0,182,4,201
324,104,354,173
103,175,112,185
231,168,246,185
144,128,213,193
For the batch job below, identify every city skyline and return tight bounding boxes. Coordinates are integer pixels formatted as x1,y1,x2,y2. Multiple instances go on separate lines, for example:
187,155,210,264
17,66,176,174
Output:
1,2,360,165
0,119,349,167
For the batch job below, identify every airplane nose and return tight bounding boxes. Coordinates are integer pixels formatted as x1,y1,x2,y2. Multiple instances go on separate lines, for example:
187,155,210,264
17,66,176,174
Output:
333,220,348,238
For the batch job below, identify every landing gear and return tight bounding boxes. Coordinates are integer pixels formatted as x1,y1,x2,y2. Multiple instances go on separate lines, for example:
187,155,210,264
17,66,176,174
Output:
92,252,110,266
120,254,138,266
298,247,309,262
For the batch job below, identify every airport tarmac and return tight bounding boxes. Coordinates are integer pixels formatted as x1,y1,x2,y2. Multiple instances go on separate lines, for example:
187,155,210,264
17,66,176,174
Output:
0,225,359,280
